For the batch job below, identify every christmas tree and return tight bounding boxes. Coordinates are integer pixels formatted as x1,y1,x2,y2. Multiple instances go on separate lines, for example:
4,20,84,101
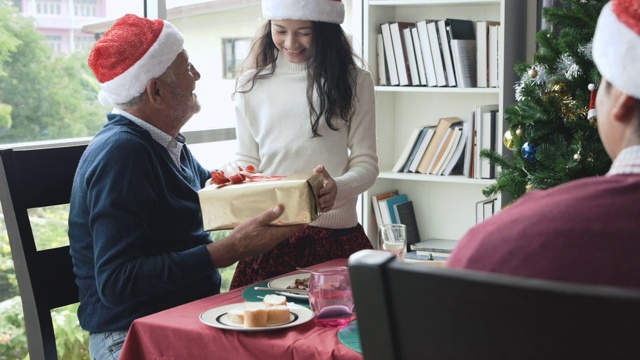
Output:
482,0,611,202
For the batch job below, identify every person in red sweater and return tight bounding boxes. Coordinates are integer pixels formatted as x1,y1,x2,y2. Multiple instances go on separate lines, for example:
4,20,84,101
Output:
447,0,640,290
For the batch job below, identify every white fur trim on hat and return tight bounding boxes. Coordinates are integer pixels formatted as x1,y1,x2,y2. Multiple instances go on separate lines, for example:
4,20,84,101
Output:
593,2,640,99
97,21,184,107
262,0,345,24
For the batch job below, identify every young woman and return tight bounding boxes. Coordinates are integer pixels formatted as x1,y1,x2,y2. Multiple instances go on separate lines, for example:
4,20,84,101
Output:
230,0,379,289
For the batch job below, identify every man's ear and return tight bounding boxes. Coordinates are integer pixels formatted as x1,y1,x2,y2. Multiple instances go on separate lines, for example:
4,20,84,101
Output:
613,94,637,124
146,79,163,106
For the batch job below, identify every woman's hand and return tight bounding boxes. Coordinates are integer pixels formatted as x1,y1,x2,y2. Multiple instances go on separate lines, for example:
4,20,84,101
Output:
313,165,336,213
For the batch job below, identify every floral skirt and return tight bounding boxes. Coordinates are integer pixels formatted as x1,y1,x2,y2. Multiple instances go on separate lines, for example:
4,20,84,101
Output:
229,224,373,290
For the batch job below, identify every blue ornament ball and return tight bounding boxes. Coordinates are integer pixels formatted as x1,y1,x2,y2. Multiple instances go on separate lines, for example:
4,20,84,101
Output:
521,142,538,161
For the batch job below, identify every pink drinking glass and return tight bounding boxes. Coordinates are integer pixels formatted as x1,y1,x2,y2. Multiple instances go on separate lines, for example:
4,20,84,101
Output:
308,266,356,328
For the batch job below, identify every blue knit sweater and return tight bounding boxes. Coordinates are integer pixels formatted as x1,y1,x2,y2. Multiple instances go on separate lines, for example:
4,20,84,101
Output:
69,114,218,332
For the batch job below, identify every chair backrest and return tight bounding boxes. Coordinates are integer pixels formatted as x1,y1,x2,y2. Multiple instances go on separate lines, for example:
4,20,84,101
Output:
0,144,87,360
348,249,640,360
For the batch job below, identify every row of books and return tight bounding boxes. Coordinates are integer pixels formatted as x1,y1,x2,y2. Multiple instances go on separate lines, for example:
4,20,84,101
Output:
391,104,500,179
371,191,420,244
377,19,500,88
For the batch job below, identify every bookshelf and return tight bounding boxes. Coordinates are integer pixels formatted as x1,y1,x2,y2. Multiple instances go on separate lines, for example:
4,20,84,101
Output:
360,0,528,242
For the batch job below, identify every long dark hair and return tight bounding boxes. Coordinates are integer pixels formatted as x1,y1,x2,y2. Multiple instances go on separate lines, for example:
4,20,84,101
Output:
234,20,359,137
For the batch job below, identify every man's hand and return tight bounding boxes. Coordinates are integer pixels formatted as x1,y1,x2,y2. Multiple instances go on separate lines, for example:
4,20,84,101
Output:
207,205,303,268
313,165,336,213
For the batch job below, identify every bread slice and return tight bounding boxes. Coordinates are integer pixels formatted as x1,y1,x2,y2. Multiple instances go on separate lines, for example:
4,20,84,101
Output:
227,307,245,325
266,304,291,325
243,305,268,327
263,294,287,307
226,298,291,327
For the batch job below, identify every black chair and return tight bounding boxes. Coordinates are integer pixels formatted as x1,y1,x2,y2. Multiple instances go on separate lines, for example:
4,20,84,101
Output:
0,144,87,360
348,249,640,360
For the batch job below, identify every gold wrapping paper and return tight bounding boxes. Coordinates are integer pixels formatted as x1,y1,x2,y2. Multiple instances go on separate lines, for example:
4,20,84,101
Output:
198,173,323,231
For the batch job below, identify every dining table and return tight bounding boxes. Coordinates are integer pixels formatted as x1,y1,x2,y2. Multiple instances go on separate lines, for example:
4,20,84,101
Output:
119,258,363,360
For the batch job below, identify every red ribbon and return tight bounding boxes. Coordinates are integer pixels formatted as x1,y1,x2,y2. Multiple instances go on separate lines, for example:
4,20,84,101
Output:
210,164,285,189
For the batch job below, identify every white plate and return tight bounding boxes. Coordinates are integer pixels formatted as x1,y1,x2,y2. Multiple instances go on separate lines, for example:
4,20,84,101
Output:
199,303,313,332
268,273,310,300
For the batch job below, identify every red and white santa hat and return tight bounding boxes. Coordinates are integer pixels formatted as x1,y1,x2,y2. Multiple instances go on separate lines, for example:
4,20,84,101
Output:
592,0,640,100
88,14,184,107
262,0,345,24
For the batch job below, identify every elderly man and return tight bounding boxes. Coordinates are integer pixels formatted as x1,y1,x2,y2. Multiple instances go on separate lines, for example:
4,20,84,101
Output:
69,14,302,359
447,0,640,290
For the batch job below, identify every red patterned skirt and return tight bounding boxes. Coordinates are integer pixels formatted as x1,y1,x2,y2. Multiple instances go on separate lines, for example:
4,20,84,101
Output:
229,224,373,290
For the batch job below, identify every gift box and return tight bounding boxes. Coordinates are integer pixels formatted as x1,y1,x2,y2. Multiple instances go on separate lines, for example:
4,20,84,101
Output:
198,173,323,231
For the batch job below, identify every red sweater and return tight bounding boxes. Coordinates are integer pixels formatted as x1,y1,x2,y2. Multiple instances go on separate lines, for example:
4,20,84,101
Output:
447,174,640,290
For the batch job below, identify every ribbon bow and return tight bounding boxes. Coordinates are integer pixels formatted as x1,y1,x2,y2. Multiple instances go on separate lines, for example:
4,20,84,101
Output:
210,162,285,189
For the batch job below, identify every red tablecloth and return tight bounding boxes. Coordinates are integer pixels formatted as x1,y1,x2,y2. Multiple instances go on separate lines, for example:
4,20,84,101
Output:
119,258,362,360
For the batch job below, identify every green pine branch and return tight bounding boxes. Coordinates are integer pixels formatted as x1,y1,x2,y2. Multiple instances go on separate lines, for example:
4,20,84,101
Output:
482,0,611,202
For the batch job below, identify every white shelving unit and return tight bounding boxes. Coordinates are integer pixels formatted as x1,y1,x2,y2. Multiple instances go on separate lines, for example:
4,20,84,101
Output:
361,0,528,242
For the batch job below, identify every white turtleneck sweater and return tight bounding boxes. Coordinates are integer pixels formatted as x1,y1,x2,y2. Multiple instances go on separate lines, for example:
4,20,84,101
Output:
234,55,379,229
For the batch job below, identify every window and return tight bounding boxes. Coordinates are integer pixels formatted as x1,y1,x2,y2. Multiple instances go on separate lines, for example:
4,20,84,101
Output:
0,2,360,356
74,0,97,17
36,0,61,15
45,35,62,53
74,35,95,52
222,38,252,80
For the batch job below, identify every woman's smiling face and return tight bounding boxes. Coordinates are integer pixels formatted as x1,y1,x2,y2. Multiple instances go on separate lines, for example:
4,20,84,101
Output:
271,20,314,64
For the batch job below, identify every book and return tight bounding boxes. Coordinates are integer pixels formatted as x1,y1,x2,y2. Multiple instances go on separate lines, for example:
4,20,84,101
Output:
407,126,436,173
445,18,476,88
404,251,436,263
411,238,457,253
402,26,421,86
380,23,400,86
414,250,452,260
385,193,409,224
475,197,497,224
393,200,421,249
434,125,463,175
371,190,397,227
390,22,414,86
442,120,471,176
392,126,425,173
437,20,456,87
480,109,498,179
488,24,499,88
446,18,475,41
415,117,463,174
426,127,454,175
415,20,438,87
476,21,499,88
378,196,395,225
426,20,447,86
376,33,388,86
450,39,477,88
473,104,498,178
410,27,428,86
465,110,475,178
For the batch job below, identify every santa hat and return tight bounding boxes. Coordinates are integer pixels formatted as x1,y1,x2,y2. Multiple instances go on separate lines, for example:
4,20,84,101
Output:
88,14,184,107
262,0,345,24
592,0,640,100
